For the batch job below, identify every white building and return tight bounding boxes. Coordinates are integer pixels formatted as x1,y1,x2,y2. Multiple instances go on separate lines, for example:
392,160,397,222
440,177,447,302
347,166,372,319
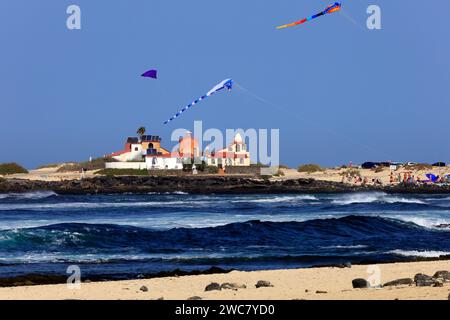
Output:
146,154,183,170
106,132,251,171
205,133,250,168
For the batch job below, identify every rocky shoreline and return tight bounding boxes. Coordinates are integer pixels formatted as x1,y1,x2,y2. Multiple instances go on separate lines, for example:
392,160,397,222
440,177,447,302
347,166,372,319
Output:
0,176,449,195
3,255,450,288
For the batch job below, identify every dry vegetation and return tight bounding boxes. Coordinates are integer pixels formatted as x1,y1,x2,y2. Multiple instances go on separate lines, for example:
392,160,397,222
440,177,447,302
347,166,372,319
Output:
297,164,324,173
0,163,28,175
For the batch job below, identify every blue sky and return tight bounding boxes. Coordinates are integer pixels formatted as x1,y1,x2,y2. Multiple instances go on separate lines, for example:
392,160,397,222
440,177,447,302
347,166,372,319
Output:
1,0,449,168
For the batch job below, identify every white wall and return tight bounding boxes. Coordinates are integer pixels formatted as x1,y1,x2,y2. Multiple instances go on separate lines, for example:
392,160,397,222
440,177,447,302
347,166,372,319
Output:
105,162,147,170
146,157,183,170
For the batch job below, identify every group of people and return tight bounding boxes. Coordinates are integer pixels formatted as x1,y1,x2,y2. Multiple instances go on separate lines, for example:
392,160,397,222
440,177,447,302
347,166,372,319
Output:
389,172,449,185
342,175,383,186
341,171,449,186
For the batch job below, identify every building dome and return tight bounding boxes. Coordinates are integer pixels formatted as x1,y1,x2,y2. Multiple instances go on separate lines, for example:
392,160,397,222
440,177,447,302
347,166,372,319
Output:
234,133,243,143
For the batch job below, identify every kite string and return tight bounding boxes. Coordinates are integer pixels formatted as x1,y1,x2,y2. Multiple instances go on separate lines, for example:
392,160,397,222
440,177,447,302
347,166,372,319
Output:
339,8,365,31
234,82,393,160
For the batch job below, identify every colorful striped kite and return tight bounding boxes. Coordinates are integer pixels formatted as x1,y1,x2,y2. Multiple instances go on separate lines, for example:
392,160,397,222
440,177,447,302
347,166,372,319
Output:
276,2,342,29
163,79,233,125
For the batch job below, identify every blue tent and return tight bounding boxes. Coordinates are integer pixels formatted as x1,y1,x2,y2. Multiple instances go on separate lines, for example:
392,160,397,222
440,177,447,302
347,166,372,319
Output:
426,173,438,182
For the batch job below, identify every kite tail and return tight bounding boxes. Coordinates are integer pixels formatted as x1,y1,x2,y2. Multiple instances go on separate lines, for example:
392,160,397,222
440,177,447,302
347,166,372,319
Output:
163,91,221,125
276,18,307,29
163,79,232,125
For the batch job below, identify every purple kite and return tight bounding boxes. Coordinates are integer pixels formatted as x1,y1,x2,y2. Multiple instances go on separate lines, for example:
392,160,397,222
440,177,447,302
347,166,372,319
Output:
141,69,157,79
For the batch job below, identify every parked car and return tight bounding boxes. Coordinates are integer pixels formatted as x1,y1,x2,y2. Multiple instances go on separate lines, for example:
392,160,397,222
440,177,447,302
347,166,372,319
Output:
432,162,446,167
361,162,378,169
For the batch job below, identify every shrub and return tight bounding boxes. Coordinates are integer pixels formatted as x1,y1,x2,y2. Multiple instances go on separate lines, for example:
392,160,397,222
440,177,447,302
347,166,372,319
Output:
278,164,290,169
205,166,219,174
36,163,61,169
297,164,324,173
404,163,432,171
251,162,269,168
0,163,29,175
95,169,148,176
374,166,385,173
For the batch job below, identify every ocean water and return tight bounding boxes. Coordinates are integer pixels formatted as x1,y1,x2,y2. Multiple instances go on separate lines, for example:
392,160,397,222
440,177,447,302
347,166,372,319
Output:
1,191,450,279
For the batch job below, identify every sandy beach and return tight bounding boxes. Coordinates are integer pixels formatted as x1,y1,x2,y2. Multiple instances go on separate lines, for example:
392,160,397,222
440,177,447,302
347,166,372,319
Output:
1,261,449,300
279,167,450,186
1,166,96,182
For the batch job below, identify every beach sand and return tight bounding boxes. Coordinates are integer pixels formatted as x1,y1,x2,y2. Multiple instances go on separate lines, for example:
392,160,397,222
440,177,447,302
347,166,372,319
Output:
1,166,96,181
279,167,449,185
1,261,450,300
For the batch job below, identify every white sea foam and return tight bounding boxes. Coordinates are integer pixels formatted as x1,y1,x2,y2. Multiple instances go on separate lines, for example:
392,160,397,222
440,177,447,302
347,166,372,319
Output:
0,252,241,264
0,191,57,200
320,245,368,249
332,192,425,205
0,200,207,211
232,195,317,204
388,250,450,258
146,191,189,195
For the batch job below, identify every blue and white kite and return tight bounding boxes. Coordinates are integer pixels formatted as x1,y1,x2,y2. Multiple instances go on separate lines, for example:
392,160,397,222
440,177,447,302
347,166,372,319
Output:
163,79,233,124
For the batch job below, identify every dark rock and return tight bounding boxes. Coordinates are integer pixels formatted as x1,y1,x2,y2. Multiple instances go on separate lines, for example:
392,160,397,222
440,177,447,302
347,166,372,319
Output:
220,282,246,290
255,280,273,288
156,297,164,300
316,290,327,294
140,285,148,292
433,281,444,287
145,266,232,279
448,293,450,300
0,274,67,287
352,278,369,289
205,282,221,291
383,278,414,287
414,273,435,287
5,175,450,196
188,296,203,300
433,271,450,281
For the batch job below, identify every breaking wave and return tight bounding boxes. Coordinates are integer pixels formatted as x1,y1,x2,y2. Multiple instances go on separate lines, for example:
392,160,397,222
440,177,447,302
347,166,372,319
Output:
387,250,450,258
331,192,425,205
0,191,57,200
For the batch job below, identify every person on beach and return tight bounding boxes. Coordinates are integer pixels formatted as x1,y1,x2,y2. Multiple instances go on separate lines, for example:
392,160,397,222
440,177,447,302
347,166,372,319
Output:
363,177,368,185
